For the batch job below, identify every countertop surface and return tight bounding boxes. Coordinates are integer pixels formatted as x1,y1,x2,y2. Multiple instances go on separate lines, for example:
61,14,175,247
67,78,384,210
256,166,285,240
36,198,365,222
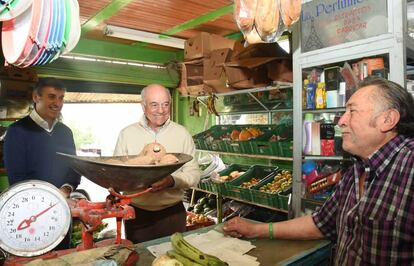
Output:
134,223,331,266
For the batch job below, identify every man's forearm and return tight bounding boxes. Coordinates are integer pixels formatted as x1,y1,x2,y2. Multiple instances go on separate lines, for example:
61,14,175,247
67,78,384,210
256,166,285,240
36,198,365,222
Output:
255,215,325,240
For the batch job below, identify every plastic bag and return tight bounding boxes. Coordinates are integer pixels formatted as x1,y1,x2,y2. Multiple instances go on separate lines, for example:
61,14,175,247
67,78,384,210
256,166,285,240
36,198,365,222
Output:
280,0,302,28
255,0,285,43
245,26,264,45
234,0,258,35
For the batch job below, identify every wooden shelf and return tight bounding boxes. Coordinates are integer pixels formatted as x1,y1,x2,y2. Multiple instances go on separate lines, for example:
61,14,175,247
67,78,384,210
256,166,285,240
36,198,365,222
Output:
196,150,293,161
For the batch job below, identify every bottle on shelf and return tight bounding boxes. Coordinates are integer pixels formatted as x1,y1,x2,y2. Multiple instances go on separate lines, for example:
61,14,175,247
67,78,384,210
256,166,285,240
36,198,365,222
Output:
303,79,309,109
306,82,316,109
315,82,326,109
302,160,318,183
303,113,314,155
338,82,346,107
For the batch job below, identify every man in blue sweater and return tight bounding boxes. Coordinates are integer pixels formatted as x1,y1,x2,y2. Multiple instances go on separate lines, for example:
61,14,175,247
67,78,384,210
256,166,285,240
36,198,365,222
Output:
4,78,80,249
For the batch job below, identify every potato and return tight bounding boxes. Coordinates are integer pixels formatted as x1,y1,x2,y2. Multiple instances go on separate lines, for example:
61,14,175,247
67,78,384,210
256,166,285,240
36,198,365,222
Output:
158,154,179,165
140,142,167,161
124,155,155,165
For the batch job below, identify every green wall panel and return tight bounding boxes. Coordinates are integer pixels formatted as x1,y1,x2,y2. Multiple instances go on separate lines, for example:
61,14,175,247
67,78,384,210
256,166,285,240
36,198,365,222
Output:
35,58,179,88
72,39,183,64
172,90,214,136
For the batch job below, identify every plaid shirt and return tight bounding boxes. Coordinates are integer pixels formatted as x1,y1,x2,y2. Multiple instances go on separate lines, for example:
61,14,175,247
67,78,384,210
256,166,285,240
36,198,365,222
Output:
312,135,414,265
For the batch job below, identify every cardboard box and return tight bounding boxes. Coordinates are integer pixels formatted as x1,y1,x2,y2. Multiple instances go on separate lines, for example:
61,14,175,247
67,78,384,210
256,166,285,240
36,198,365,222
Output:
203,48,235,93
266,59,293,82
224,57,276,88
180,58,204,79
224,64,270,89
184,32,235,60
0,79,34,100
179,49,234,95
231,42,290,61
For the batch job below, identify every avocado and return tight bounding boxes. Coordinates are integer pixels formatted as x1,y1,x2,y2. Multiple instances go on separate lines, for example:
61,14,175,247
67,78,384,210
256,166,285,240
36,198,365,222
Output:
198,197,208,206
208,198,216,208
194,203,204,214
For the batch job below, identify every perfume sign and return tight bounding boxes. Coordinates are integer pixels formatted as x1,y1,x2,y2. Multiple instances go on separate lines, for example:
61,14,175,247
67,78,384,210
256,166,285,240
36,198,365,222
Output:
301,0,388,52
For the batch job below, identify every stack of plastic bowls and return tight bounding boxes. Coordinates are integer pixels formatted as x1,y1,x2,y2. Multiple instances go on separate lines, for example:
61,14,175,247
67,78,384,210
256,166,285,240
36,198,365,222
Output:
1,0,81,68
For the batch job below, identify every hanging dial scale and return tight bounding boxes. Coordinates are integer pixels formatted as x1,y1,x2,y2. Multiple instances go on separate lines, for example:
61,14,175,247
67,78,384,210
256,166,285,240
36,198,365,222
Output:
0,180,71,257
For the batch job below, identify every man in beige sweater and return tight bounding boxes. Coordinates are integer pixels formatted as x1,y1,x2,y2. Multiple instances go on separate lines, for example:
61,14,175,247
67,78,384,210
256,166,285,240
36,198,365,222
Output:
114,84,201,243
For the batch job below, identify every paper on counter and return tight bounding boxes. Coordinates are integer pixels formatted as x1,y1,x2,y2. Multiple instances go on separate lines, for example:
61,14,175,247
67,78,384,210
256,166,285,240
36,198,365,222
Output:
146,230,259,266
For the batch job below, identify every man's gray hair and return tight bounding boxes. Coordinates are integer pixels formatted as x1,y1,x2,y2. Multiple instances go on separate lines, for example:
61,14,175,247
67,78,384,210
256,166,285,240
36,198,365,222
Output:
359,76,414,136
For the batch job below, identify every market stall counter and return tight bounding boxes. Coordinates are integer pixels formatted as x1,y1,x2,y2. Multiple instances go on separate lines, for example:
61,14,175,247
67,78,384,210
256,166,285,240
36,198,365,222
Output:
135,223,332,266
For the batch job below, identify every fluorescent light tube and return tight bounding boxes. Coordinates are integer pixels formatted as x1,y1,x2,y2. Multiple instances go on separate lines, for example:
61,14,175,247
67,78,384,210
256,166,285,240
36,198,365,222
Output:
104,25,185,49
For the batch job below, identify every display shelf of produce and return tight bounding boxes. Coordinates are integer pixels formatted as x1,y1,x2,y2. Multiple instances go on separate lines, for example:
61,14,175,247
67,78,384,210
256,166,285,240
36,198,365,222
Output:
196,83,293,114
196,150,293,161
302,107,345,114
219,108,293,116
192,187,289,214
0,168,6,175
201,82,293,98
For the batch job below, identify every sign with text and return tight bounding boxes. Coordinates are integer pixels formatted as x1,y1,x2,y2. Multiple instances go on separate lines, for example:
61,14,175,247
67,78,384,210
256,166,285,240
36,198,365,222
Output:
301,0,388,52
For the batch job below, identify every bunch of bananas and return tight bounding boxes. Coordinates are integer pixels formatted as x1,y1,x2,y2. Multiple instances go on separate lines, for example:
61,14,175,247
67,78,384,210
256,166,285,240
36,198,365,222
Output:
167,232,228,266
206,94,219,116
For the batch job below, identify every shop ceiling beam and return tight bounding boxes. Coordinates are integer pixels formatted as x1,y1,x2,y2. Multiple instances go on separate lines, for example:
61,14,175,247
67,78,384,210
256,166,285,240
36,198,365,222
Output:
161,4,234,37
71,39,182,63
81,0,135,34
132,4,236,47
225,32,243,40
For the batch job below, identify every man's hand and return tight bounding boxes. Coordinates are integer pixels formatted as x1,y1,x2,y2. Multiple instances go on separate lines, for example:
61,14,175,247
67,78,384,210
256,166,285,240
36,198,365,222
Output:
150,175,175,192
66,198,78,209
59,186,72,198
223,217,262,239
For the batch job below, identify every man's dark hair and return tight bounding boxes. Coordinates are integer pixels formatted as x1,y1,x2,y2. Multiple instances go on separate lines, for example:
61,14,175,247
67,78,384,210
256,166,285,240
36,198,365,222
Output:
34,78,66,95
359,76,414,136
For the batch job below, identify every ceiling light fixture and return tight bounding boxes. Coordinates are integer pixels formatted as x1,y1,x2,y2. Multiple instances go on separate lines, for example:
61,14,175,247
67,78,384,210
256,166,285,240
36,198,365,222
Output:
104,25,185,49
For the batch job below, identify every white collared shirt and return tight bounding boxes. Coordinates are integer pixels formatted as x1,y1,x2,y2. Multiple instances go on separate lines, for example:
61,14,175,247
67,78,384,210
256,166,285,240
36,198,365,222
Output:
29,109,73,193
139,116,171,139
29,109,58,133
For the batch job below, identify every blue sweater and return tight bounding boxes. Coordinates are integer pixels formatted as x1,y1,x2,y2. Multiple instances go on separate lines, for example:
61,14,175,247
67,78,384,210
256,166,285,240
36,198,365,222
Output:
4,116,80,189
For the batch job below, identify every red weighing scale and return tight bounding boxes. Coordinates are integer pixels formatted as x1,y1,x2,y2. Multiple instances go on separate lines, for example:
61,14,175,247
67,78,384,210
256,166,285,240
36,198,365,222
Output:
0,153,192,265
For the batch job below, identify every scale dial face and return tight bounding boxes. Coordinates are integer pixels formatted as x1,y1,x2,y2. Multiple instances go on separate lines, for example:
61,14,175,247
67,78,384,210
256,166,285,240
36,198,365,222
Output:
0,180,71,257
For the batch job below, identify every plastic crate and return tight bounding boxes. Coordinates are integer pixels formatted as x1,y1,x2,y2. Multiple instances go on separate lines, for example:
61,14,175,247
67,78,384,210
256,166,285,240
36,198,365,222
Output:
211,164,250,196
227,140,252,154
197,179,207,190
248,125,283,156
226,125,272,154
279,140,293,157
193,137,208,150
193,125,233,152
226,165,278,201
250,170,292,210
210,181,226,194
249,172,280,207
277,189,291,211
264,88,293,108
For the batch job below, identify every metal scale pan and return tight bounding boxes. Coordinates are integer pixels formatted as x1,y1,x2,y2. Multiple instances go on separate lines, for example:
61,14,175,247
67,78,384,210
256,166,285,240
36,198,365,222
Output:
57,152,193,192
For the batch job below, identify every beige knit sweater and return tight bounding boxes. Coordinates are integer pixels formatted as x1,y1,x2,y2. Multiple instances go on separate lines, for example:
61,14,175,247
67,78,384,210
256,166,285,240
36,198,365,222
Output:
114,117,201,211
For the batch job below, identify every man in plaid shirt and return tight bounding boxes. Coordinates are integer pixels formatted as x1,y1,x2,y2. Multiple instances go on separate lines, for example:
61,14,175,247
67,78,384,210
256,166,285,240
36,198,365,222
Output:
223,77,414,265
